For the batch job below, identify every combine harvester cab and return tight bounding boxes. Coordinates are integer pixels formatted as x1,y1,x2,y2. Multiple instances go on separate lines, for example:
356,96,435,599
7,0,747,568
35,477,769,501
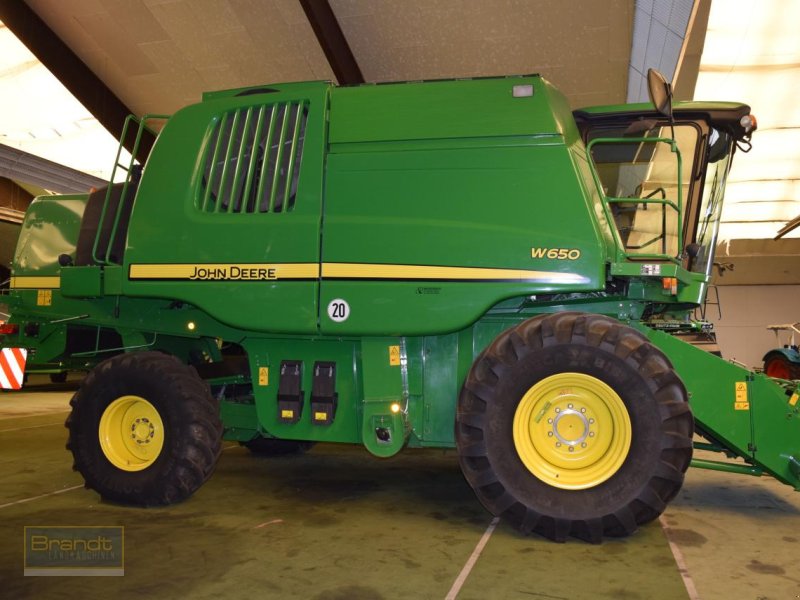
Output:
1,69,798,543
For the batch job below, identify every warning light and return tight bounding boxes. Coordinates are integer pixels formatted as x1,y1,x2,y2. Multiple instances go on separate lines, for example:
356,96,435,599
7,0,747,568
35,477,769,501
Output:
740,114,757,133
390,403,401,414
0,323,19,335
662,277,678,295
187,321,196,331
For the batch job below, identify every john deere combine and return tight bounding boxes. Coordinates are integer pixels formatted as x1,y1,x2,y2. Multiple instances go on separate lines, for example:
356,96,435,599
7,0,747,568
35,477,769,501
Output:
2,69,798,542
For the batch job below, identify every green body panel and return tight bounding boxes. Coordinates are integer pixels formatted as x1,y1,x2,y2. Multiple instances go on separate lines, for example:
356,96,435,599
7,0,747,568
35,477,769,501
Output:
13,194,86,276
240,337,362,444
321,139,604,335
121,82,329,334
359,338,409,457
61,266,103,297
635,325,800,489
320,77,606,335
611,261,709,305
330,76,563,143
116,76,608,338
6,194,87,373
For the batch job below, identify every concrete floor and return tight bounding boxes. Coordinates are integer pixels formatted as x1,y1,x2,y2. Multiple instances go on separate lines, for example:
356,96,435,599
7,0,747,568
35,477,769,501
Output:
0,377,799,599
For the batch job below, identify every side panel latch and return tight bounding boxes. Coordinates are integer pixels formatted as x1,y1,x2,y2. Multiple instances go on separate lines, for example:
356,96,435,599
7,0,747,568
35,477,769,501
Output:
310,361,337,426
277,360,303,424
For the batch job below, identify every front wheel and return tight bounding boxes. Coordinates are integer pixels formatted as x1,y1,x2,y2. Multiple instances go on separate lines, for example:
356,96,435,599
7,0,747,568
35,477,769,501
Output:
456,312,693,542
66,351,223,505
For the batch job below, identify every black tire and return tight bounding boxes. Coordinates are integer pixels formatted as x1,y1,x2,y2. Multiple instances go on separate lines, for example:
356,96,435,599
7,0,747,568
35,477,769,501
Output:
763,352,800,380
66,351,223,506
456,312,693,542
50,372,68,384
241,437,315,456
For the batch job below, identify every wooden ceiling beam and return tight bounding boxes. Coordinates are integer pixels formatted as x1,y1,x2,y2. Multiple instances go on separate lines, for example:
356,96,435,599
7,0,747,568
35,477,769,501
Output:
299,0,364,85
0,176,33,214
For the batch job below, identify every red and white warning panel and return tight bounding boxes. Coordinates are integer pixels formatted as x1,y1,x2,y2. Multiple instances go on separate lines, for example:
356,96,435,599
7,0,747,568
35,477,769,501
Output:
0,348,28,390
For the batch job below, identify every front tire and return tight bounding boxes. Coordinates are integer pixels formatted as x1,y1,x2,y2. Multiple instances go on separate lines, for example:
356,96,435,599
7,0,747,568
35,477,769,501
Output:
66,351,223,505
456,312,693,542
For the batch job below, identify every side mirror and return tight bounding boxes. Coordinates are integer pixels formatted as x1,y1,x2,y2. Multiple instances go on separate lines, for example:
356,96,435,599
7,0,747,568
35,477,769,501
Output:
647,69,673,120
58,254,74,267
685,243,701,259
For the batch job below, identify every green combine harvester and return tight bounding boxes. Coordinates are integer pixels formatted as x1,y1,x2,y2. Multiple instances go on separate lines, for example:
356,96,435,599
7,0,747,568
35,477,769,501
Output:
1,69,797,542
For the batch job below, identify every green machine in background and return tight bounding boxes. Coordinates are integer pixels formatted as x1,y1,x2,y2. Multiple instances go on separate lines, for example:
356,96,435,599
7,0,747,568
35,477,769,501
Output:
2,68,795,543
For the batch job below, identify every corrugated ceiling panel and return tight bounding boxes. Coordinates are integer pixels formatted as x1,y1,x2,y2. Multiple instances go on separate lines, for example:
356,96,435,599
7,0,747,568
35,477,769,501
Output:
25,0,336,116
330,0,633,108
695,0,800,240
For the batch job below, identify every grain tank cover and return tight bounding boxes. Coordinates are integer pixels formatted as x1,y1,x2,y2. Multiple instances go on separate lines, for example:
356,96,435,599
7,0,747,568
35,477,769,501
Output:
329,75,565,144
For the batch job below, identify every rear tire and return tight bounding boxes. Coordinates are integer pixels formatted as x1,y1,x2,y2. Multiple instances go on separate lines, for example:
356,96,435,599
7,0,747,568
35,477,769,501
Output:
49,372,68,384
66,351,223,505
456,312,693,542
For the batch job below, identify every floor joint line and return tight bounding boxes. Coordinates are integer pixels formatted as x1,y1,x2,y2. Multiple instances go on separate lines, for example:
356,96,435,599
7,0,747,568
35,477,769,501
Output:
0,484,83,510
445,517,499,600
659,515,701,600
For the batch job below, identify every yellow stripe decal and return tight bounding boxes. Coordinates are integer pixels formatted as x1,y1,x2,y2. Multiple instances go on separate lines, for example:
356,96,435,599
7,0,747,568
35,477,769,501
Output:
10,276,61,289
127,262,589,284
129,263,320,281
321,263,590,284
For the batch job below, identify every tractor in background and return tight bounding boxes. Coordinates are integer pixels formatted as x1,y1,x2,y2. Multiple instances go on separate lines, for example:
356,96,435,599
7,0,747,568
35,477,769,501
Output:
763,323,800,379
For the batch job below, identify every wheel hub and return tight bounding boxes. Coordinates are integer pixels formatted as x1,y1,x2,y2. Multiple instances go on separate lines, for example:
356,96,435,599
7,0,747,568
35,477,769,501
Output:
131,418,155,444
552,408,589,446
513,373,632,490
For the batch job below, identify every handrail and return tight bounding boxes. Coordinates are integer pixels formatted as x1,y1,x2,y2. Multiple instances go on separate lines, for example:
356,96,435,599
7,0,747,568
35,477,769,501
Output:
605,196,680,213
92,114,169,265
585,136,683,263
605,196,680,256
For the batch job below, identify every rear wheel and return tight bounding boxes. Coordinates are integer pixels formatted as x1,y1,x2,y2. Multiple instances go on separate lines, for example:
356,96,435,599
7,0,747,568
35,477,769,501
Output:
66,351,223,505
456,312,693,542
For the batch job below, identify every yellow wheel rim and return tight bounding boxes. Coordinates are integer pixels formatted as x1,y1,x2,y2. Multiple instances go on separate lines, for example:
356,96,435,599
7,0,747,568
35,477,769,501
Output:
513,373,632,490
99,395,165,472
